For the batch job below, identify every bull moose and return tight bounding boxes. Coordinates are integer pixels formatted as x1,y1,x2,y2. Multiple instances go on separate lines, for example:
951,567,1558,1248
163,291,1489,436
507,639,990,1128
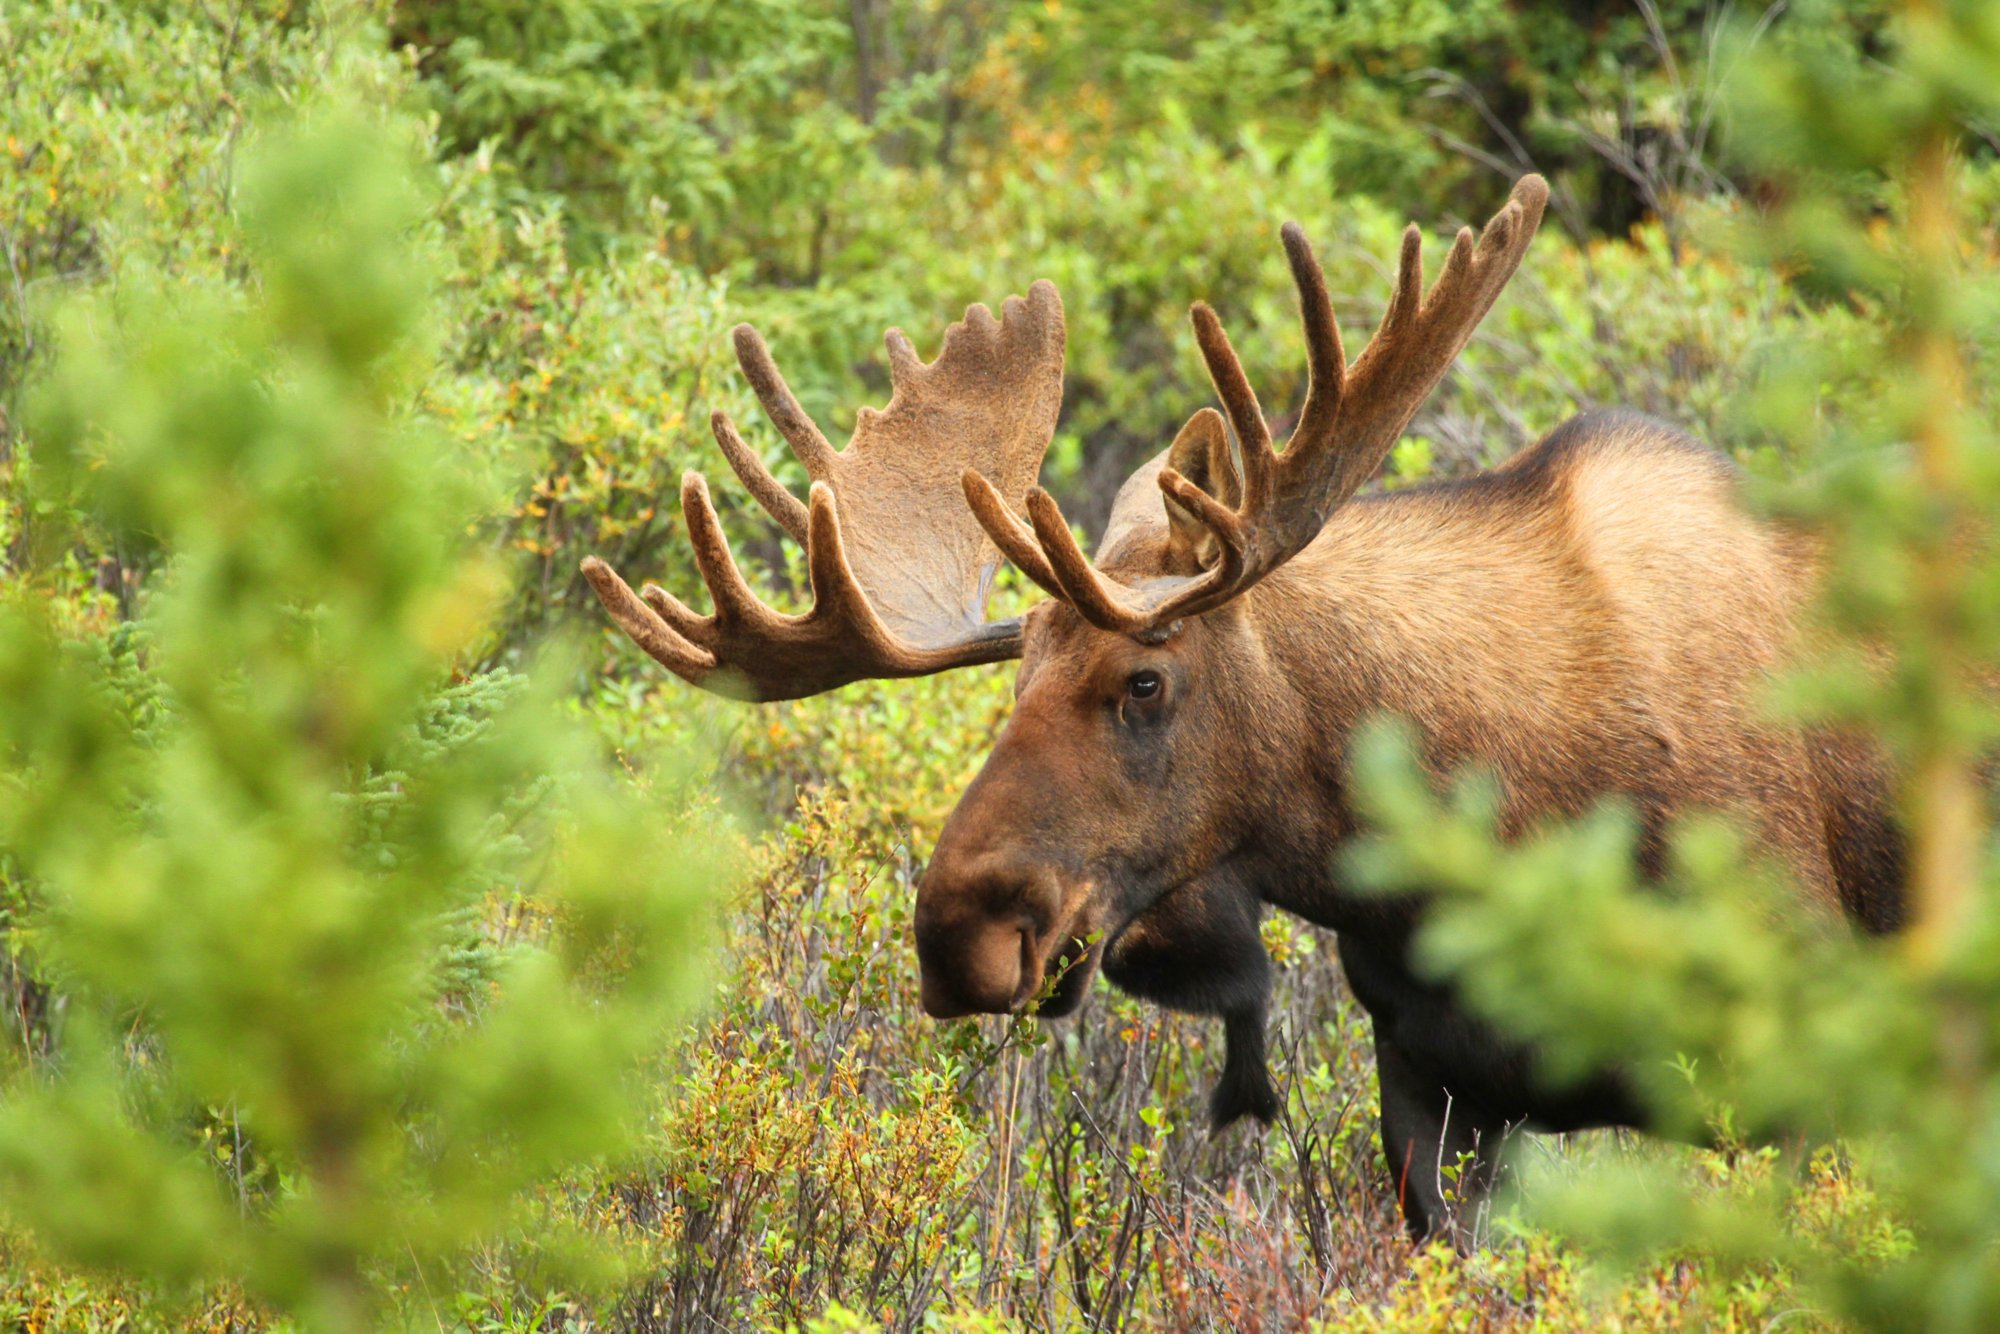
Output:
581,175,1905,1240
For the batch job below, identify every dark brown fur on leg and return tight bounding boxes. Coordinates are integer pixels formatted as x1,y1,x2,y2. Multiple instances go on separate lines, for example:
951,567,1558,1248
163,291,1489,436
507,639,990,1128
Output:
1102,870,1278,1129
1213,1007,1281,1128
1809,729,1907,934
1374,1032,1506,1247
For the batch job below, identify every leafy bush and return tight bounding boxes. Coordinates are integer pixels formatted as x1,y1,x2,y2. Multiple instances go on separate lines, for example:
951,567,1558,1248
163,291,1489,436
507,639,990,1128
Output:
421,190,759,657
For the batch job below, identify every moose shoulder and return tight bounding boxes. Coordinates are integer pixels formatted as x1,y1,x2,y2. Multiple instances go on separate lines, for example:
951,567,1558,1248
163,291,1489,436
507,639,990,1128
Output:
581,176,1906,1243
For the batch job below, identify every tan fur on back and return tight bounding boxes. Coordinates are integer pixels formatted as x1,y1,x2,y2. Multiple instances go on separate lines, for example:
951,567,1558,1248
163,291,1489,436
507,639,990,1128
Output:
1250,412,1837,901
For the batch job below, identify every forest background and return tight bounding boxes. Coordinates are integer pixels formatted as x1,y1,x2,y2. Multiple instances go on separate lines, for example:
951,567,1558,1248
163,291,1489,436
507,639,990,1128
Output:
3,0,1999,1330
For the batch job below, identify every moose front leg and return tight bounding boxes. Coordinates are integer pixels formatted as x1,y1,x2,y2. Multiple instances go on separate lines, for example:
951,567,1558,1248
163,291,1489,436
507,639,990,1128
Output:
1373,1032,1507,1246
1101,873,1279,1129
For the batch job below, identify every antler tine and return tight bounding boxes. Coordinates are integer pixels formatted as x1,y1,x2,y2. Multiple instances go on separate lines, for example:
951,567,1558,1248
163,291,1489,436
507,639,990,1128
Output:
1379,226,1424,344
1189,303,1276,511
1263,219,1366,514
731,324,839,480
1427,191,1532,340
678,470,774,626
710,410,809,545
580,556,717,679
1158,407,1242,560
1157,467,1247,563
962,470,1066,599
884,328,925,385
965,442,1250,640
1420,184,1539,353
1426,226,1480,318
1152,470,1249,605
1024,488,1157,633
639,579,710,642
1280,221,1347,436
802,480,887,627
580,469,830,699
679,466,933,650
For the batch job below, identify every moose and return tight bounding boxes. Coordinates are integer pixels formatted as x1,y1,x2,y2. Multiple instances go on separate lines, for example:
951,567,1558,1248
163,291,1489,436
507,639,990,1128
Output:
582,176,1905,1241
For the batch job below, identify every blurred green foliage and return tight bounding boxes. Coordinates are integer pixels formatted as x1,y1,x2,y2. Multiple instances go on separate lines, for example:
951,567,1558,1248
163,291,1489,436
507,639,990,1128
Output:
0,113,716,1331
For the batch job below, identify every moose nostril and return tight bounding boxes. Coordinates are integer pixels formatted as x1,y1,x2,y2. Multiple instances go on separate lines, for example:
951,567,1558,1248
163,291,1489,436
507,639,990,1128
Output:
1017,873,1062,936
914,845,1067,1015
1009,926,1039,1009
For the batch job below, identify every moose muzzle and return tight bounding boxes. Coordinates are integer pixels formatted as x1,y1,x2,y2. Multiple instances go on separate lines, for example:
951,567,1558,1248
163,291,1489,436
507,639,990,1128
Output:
913,851,1103,1019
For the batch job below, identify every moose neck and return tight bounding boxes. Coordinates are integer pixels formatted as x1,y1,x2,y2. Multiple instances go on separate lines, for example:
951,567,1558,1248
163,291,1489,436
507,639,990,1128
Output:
1261,483,1596,741
1223,468,1674,930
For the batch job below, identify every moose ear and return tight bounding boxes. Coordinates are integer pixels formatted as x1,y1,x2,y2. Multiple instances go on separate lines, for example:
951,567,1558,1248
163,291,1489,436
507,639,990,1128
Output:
1161,407,1240,574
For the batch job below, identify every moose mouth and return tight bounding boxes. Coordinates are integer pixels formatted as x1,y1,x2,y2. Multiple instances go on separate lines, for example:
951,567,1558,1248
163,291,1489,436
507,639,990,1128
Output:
1012,880,1106,1018
1023,930,1103,1017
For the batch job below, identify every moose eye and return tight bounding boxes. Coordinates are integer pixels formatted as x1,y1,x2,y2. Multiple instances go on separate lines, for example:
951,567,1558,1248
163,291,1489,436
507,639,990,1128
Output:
1127,670,1162,701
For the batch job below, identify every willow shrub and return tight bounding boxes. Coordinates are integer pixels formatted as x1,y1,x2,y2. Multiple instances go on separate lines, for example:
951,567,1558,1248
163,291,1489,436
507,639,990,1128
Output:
0,115,719,1332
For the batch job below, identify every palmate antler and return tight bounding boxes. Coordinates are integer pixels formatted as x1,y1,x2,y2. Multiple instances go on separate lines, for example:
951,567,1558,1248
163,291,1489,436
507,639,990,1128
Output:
963,176,1549,641
581,282,1064,701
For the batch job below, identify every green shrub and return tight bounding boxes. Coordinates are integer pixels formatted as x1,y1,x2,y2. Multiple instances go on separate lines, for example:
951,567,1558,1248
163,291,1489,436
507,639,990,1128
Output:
420,186,761,658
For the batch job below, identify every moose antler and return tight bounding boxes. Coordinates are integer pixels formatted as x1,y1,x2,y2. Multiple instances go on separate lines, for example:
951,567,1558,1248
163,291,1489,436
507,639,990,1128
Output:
964,176,1548,641
581,282,1064,701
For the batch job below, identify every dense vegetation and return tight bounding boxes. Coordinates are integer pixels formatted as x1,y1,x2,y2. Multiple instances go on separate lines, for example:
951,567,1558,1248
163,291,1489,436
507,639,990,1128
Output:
1,0,1997,1329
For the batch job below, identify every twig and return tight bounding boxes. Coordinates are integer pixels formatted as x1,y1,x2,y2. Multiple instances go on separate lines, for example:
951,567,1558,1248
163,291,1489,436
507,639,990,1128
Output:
0,218,33,365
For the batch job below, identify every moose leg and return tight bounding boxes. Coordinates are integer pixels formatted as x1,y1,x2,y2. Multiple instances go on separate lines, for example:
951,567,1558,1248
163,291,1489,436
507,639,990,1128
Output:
1102,874,1279,1128
1214,1004,1280,1127
1374,1033,1506,1246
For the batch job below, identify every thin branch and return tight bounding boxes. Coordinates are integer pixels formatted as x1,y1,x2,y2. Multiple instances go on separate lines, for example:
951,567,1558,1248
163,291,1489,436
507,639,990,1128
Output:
0,218,33,366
